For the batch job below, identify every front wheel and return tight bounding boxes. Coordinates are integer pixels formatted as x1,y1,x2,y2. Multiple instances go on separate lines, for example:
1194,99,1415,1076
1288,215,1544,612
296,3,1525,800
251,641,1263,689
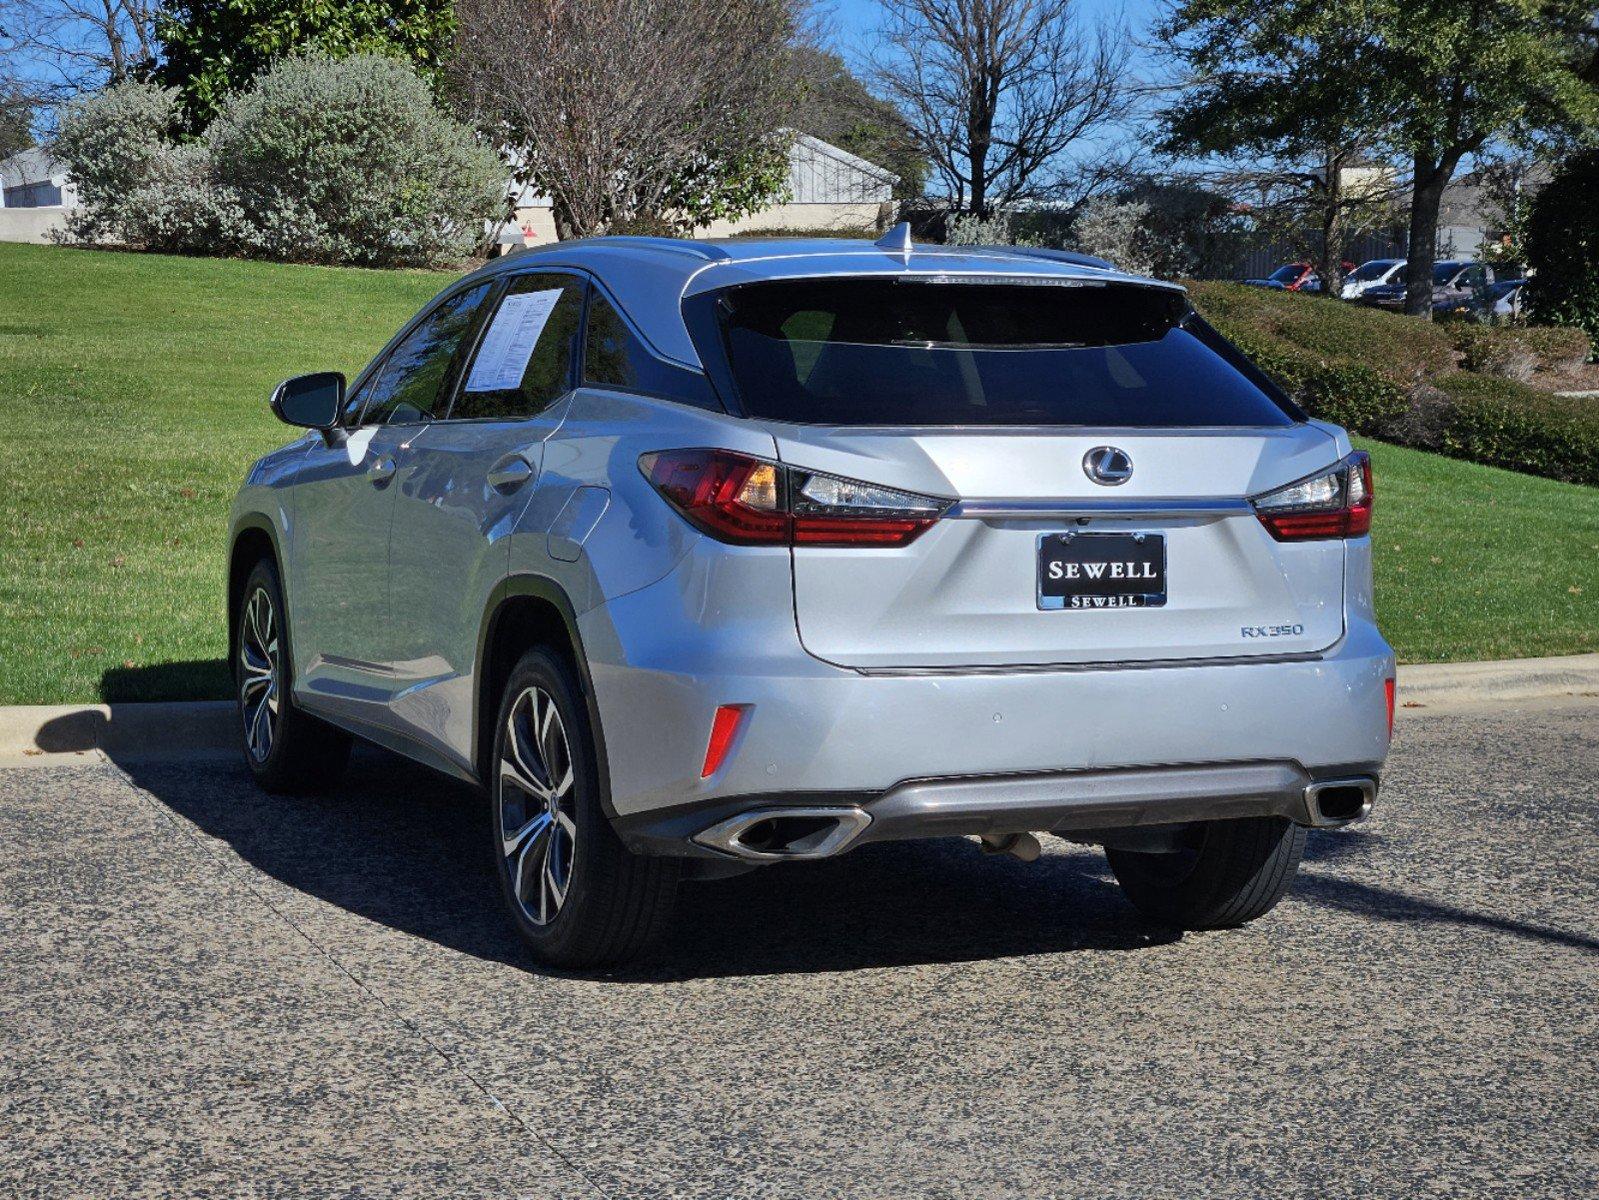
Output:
1106,816,1306,930
490,647,678,968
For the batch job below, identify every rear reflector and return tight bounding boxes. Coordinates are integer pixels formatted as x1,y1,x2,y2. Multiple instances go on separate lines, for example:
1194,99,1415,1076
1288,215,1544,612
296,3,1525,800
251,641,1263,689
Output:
1252,451,1373,541
640,448,949,548
701,704,748,778
1385,677,1395,739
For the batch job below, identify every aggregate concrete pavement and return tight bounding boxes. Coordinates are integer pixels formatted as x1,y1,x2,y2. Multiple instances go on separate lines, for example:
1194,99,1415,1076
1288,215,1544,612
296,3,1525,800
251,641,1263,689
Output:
1,696,1595,1199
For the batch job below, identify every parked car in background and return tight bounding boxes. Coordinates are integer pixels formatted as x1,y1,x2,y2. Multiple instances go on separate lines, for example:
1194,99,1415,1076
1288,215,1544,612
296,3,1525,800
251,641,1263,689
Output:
229,228,1394,966
1340,259,1406,300
1360,260,1494,316
1241,262,1351,293
1490,278,1528,321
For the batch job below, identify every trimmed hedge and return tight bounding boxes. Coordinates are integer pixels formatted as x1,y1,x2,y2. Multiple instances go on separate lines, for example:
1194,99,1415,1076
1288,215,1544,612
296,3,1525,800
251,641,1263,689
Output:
1188,281,1455,384
1220,329,1411,433
1453,323,1593,381
1187,280,1597,487
1431,374,1599,486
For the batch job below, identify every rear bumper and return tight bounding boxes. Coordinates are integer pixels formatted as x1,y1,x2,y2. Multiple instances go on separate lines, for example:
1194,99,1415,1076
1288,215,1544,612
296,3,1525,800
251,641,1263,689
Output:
617,763,1380,859
581,555,1395,834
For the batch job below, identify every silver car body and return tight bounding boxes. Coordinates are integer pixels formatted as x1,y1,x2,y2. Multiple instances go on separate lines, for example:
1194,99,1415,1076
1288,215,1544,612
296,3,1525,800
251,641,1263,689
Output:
231,236,1393,862
1340,258,1406,299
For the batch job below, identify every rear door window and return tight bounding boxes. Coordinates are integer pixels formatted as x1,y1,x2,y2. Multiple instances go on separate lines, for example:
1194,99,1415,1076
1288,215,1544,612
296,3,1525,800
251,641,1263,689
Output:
451,272,585,420
710,278,1298,427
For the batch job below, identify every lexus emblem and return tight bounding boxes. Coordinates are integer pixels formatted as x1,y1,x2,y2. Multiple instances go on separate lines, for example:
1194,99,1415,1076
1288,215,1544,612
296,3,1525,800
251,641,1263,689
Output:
1083,446,1133,486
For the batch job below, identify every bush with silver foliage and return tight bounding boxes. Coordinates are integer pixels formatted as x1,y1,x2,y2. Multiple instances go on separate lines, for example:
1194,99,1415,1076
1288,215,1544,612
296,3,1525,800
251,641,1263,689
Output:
50,55,503,268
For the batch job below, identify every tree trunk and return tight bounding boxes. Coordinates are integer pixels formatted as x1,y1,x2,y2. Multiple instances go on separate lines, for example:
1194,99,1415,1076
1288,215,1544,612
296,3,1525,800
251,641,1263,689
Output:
1317,147,1346,297
552,201,583,242
1405,155,1449,319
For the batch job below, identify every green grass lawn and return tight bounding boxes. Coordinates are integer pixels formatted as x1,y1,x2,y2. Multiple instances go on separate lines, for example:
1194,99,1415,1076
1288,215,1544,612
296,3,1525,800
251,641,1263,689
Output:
1,243,1595,704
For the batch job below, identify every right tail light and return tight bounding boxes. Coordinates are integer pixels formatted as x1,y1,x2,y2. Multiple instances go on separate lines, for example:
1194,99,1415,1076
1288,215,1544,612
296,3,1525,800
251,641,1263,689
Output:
1252,451,1373,541
639,448,950,548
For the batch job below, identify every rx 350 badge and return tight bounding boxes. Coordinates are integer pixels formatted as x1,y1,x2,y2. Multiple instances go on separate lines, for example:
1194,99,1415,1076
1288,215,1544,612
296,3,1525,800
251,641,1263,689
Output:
1241,622,1306,639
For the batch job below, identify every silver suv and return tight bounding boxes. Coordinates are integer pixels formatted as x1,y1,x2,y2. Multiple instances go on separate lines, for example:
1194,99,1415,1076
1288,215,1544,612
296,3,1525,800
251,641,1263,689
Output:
229,229,1394,966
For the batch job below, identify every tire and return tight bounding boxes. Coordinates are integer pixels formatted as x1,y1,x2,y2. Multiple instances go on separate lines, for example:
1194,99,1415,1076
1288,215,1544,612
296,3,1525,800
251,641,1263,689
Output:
490,646,678,968
1106,816,1306,930
235,558,351,794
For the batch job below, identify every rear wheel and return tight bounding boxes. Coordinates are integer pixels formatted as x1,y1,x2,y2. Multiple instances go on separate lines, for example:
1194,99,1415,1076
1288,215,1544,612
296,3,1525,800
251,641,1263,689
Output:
1106,816,1306,929
490,647,678,968
235,558,350,793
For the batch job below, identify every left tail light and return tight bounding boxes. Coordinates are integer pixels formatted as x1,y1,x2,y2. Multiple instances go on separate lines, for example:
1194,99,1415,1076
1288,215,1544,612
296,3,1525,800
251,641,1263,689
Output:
639,448,950,547
1252,451,1373,541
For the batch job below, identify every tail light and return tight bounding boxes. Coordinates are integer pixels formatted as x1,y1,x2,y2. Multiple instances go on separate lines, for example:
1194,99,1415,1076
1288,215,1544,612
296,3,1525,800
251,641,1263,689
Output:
639,448,950,547
1252,451,1373,541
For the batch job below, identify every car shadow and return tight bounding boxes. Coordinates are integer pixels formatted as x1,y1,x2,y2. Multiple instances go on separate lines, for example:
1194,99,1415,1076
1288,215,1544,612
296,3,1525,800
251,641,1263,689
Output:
80,730,1597,980
102,744,1186,980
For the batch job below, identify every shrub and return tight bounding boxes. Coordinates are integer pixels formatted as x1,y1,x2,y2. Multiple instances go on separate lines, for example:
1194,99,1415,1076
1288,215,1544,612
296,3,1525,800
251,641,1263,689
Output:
1433,374,1599,485
1454,322,1594,380
1187,281,1454,386
1524,149,1599,356
207,54,504,268
1219,328,1411,435
1453,325,1538,382
48,56,503,268
945,212,1044,248
1067,198,1194,278
121,142,247,255
49,82,181,245
1521,325,1592,374
1188,280,1597,485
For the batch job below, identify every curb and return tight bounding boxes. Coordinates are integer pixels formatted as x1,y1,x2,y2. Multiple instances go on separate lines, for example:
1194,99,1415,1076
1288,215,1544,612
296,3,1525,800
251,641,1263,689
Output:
0,701,236,767
1,654,1596,765
1395,653,1599,710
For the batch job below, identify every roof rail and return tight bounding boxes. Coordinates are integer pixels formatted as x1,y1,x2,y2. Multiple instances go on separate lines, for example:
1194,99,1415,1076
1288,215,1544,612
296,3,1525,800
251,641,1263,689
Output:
594,236,733,262
501,235,732,263
988,245,1117,271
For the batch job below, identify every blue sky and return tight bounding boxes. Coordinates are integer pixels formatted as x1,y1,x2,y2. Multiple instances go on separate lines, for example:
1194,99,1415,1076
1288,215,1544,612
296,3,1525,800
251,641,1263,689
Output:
822,0,1165,78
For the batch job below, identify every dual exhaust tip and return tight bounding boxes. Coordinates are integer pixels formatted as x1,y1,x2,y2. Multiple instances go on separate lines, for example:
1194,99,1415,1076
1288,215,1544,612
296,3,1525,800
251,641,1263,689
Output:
693,807,871,862
695,777,1379,862
1303,777,1377,827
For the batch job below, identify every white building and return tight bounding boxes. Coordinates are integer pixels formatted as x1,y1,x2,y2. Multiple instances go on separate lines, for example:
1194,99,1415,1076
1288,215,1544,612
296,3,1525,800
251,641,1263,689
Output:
505,132,898,246
0,148,75,243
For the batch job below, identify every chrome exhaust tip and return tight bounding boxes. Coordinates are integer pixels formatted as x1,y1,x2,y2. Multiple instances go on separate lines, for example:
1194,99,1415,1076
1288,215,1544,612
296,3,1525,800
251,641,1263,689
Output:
693,807,871,862
1303,777,1377,828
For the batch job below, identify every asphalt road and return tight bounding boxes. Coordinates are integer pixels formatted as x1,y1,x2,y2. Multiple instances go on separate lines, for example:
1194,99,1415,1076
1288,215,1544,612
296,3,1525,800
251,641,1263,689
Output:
2,696,1595,1199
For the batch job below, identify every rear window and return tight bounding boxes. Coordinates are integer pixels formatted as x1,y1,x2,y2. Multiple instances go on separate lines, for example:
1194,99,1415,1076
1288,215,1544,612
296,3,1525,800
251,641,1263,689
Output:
712,278,1297,428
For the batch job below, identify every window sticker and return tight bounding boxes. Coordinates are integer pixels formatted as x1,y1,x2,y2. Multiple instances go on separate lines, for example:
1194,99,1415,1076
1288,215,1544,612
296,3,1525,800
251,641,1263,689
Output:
464,288,565,392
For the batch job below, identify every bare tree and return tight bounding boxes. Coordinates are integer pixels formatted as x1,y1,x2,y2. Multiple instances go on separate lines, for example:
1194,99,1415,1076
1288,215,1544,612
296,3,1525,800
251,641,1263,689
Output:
0,0,160,94
872,0,1130,216
451,0,800,239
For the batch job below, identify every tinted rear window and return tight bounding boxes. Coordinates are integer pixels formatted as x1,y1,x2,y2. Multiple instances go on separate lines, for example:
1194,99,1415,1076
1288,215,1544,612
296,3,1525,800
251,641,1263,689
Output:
713,278,1297,428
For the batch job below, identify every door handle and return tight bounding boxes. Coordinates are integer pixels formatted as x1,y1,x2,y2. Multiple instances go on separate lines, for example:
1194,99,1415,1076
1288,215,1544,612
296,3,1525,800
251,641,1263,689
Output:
369,454,397,485
487,453,536,494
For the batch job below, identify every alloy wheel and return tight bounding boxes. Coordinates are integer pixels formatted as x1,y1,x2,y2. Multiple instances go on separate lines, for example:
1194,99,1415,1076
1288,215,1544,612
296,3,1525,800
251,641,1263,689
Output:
238,587,280,763
498,686,578,926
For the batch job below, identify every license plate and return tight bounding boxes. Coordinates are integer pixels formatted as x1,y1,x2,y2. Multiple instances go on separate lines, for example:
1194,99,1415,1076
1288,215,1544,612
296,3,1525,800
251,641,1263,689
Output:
1038,532,1166,610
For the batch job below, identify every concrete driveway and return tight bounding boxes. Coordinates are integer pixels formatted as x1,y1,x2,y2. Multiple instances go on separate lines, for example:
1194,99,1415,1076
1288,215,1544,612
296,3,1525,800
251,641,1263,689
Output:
2,696,1595,1198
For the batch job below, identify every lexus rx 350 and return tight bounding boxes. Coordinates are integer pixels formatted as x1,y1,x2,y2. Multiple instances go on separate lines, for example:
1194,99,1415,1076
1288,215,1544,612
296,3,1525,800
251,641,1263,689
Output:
229,228,1394,966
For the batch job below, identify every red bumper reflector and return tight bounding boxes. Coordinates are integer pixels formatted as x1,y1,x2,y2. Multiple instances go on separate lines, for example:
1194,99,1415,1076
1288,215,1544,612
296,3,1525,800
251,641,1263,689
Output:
1385,677,1395,738
701,704,748,778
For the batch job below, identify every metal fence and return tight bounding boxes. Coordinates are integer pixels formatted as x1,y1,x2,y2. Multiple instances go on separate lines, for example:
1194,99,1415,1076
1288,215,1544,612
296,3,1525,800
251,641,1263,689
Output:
1198,231,1410,281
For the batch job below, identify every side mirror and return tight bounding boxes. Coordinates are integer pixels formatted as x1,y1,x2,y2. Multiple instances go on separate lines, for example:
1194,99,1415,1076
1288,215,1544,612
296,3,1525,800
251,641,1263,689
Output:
270,372,345,431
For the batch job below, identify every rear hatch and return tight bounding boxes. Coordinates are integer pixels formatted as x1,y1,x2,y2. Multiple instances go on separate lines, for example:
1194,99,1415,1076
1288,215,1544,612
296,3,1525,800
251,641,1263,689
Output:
773,424,1344,669
706,273,1348,670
